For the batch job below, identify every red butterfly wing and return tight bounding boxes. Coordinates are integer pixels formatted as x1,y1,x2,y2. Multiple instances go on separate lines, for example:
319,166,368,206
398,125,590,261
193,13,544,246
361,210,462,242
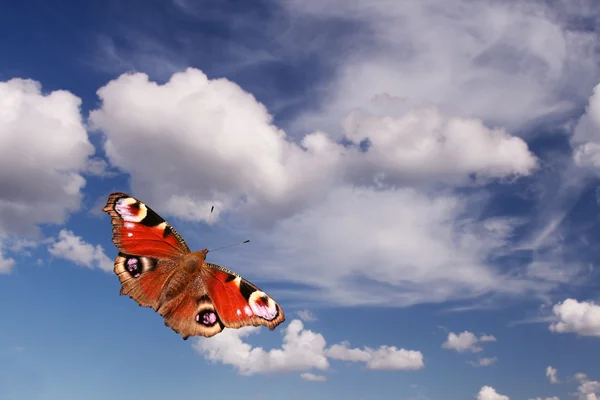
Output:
104,192,286,339
203,263,285,330
103,192,190,259
157,274,225,339
103,192,190,310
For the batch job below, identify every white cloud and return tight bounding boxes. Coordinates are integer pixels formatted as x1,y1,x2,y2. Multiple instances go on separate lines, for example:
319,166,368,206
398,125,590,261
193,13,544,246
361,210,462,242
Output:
0,78,94,237
300,372,327,382
89,68,342,224
576,373,600,400
468,357,497,367
282,0,600,136
547,366,560,384
326,341,424,371
442,331,496,353
194,319,329,375
89,68,535,223
477,386,509,400
571,83,600,170
84,157,112,177
443,331,480,352
48,230,113,272
248,186,550,307
0,246,15,274
342,107,537,185
549,299,600,337
296,310,317,322
193,319,423,375
87,68,558,308
577,373,590,382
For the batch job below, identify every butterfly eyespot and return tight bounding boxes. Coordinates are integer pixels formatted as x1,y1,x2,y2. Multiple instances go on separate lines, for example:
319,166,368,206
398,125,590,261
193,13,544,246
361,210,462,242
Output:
126,257,142,278
115,254,157,280
114,197,148,223
196,310,218,327
249,291,278,321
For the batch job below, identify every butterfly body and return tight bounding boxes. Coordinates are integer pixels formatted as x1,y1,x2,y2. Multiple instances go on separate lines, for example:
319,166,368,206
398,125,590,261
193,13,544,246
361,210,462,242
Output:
103,192,285,339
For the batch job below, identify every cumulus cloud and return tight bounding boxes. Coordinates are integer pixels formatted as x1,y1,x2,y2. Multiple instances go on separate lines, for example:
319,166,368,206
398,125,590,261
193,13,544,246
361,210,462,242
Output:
0,78,94,237
442,331,496,353
193,319,423,375
87,68,556,308
576,373,600,400
48,230,113,272
300,372,327,382
477,386,509,400
549,299,600,337
547,366,560,384
342,106,537,185
89,68,536,222
326,341,424,371
194,319,329,375
89,68,342,223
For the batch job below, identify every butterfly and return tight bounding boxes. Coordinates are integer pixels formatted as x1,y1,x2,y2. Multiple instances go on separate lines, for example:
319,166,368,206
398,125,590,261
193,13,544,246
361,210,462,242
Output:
103,192,285,339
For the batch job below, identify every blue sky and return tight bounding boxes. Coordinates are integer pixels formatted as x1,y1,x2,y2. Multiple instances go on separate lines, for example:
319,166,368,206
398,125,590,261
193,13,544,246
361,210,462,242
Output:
1,0,600,399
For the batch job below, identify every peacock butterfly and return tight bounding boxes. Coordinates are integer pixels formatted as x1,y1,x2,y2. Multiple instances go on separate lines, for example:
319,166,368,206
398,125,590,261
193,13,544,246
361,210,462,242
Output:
103,192,285,339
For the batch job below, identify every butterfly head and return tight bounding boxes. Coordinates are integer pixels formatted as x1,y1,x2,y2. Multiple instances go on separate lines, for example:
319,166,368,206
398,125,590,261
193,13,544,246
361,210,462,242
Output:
191,249,209,261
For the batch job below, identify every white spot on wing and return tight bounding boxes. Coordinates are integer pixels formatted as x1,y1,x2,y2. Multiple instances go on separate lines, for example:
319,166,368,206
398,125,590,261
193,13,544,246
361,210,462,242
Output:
115,197,147,222
244,306,252,316
248,291,277,321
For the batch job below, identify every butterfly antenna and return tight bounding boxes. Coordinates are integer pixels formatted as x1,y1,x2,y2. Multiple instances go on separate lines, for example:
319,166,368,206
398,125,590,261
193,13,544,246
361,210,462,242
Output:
203,205,214,244
207,205,214,225
208,240,250,253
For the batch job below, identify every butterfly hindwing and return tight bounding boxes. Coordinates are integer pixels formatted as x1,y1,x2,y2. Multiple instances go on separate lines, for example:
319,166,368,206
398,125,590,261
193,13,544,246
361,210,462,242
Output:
158,280,225,339
114,253,179,309
203,263,285,330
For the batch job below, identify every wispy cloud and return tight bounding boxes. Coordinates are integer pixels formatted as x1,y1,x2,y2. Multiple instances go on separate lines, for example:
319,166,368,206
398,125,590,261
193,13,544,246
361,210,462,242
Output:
296,310,317,322
468,357,498,367
281,0,600,136
300,372,327,382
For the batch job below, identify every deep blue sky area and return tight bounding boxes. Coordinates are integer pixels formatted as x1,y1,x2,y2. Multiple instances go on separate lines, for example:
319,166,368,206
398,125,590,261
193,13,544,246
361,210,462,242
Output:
1,1,600,400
